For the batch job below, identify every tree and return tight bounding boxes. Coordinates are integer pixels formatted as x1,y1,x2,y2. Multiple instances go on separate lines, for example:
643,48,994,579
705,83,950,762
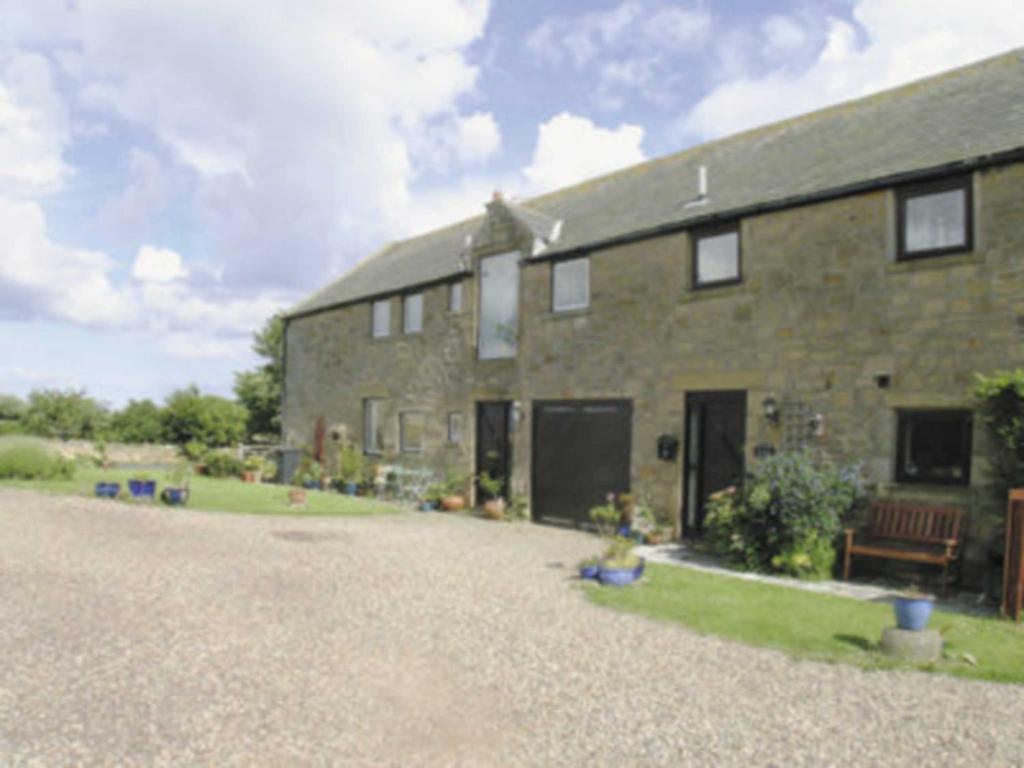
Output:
162,385,248,447
22,389,110,440
233,313,284,439
110,399,165,443
0,394,25,421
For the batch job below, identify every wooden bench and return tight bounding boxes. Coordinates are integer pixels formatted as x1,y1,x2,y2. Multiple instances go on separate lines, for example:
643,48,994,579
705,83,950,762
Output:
843,500,967,592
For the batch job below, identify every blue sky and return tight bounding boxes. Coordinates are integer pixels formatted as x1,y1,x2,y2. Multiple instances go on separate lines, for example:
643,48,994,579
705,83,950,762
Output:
2,0,1022,407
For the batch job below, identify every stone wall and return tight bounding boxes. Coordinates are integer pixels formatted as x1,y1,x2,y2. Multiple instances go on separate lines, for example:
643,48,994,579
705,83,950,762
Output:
45,439,181,466
285,163,1024,581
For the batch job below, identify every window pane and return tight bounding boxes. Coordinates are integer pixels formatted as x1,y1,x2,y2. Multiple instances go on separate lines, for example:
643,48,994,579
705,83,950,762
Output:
478,252,519,359
403,293,423,333
372,300,390,337
696,231,740,285
904,188,966,253
448,413,462,443
364,400,383,453
553,258,589,311
898,410,971,485
401,412,424,452
449,282,462,313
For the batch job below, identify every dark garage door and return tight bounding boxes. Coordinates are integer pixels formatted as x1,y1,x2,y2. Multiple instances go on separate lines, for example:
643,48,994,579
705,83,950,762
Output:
532,400,632,527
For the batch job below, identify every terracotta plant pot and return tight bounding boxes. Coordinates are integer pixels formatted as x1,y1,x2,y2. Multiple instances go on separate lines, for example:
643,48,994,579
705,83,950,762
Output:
288,488,308,506
242,471,256,483
483,499,506,520
441,495,465,511
645,532,665,545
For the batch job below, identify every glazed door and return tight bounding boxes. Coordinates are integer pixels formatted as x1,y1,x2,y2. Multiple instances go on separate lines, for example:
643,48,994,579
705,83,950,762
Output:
683,391,747,533
476,402,511,500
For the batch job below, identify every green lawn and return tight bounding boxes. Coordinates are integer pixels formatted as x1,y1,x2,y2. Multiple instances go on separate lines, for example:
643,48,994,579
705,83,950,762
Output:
587,563,1024,684
0,465,399,517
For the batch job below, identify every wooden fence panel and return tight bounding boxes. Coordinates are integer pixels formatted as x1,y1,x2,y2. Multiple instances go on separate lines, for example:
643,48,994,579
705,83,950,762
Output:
1002,489,1024,621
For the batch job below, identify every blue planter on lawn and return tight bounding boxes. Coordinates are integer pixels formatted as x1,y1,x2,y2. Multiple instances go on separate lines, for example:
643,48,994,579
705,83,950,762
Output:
94,482,120,498
302,479,319,490
161,487,187,506
598,558,645,586
343,482,358,495
579,563,600,580
128,479,156,499
893,597,934,631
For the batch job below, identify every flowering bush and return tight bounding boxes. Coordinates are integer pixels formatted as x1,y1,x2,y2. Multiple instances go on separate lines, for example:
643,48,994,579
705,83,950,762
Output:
705,450,861,579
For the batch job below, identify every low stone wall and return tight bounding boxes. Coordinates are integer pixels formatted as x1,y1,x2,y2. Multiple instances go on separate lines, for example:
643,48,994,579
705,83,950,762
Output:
44,439,181,467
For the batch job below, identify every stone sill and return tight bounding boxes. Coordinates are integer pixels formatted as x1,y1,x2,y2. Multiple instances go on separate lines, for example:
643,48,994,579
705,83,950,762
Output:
885,251,984,274
678,283,746,304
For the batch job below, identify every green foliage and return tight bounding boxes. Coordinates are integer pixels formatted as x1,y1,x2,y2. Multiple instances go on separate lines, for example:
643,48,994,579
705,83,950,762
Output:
442,470,470,497
292,455,323,487
200,450,246,478
162,385,248,447
336,443,365,484
167,460,192,487
110,399,164,443
233,314,284,439
589,494,621,538
601,536,640,569
423,482,445,504
22,389,110,440
0,394,26,421
0,420,26,436
973,369,1024,498
182,440,207,461
476,470,504,500
506,493,529,521
0,437,75,480
705,450,860,580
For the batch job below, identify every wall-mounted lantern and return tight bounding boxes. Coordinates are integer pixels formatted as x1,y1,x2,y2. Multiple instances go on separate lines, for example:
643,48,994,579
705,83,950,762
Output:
657,434,679,461
762,396,780,424
753,442,777,459
809,413,826,438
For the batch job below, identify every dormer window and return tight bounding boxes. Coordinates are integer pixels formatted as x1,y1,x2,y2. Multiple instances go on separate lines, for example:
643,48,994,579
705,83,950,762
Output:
478,251,519,359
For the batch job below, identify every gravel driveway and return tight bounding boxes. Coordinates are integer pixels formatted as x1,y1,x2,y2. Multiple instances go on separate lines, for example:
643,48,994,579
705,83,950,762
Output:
1,489,1022,766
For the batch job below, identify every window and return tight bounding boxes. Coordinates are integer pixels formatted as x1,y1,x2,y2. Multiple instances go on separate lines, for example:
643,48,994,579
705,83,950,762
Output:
693,225,741,288
895,409,972,486
478,251,519,359
897,177,972,260
372,299,390,338
447,412,463,443
363,399,384,454
552,257,590,312
403,293,423,334
400,412,425,453
449,282,463,313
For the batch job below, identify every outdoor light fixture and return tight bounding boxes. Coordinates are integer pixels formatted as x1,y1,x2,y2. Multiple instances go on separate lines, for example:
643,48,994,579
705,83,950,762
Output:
809,413,825,438
762,396,780,423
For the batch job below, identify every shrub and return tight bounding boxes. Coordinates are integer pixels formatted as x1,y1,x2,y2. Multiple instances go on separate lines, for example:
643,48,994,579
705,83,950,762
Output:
705,450,860,580
973,369,1024,499
335,444,365,484
477,471,504,500
200,450,246,478
110,399,165,443
22,389,110,440
0,437,76,480
162,386,247,447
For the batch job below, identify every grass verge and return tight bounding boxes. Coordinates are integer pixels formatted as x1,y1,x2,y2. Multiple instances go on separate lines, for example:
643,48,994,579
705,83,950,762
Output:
0,465,398,517
586,562,1024,684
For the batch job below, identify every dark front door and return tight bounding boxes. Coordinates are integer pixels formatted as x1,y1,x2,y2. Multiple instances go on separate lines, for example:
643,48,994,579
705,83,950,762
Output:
476,402,511,499
684,391,747,533
532,400,632,527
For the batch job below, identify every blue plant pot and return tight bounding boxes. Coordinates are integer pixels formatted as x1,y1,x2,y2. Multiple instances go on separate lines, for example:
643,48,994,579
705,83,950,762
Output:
161,487,187,506
418,501,437,512
302,480,319,490
579,563,600,580
343,482,358,495
95,482,120,498
598,559,644,587
893,597,934,631
616,524,632,537
128,479,156,498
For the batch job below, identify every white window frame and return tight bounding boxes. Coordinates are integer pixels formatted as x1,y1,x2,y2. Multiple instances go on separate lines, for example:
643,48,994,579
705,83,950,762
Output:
403,293,423,334
552,257,590,312
477,251,520,360
372,299,390,338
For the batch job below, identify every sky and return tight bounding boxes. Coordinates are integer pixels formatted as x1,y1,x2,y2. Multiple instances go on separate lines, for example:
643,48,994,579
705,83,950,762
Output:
2,0,1023,407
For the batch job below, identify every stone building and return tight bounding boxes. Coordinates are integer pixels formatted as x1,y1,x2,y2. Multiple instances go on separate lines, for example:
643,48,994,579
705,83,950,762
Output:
283,50,1024,576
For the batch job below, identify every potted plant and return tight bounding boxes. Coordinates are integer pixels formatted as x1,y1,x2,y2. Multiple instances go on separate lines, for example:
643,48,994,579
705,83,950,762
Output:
578,555,601,580
94,481,120,498
183,440,207,474
288,471,308,506
242,455,264,483
261,457,278,483
419,482,444,511
337,444,364,495
507,493,529,522
892,585,936,631
160,461,190,506
294,456,322,490
477,471,506,520
441,470,469,511
127,473,157,500
598,536,644,586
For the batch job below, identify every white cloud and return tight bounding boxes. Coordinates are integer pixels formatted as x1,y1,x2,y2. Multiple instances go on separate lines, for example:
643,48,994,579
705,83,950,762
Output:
684,0,1024,140
0,51,70,195
454,112,501,165
761,15,807,56
132,245,189,283
523,112,646,193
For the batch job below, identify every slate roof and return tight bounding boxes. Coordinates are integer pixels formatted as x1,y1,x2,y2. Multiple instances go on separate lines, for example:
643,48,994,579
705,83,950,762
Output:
288,48,1024,318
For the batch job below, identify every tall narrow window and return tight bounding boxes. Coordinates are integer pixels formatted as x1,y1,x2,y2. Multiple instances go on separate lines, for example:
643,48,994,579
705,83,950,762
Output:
552,257,590,312
449,282,463,313
693,225,741,288
363,399,384,454
478,251,519,359
403,293,423,334
372,299,390,338
895,409,972,485
897,177,972,260
447,412,463,443
400,412,425,453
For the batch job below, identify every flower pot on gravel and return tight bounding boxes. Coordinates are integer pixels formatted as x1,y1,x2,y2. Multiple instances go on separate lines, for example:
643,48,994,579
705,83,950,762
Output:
483,499,506,520
441,495,465,511
128,479,157,499
893,595,935,631
95,482,120,498
579,560,600,580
